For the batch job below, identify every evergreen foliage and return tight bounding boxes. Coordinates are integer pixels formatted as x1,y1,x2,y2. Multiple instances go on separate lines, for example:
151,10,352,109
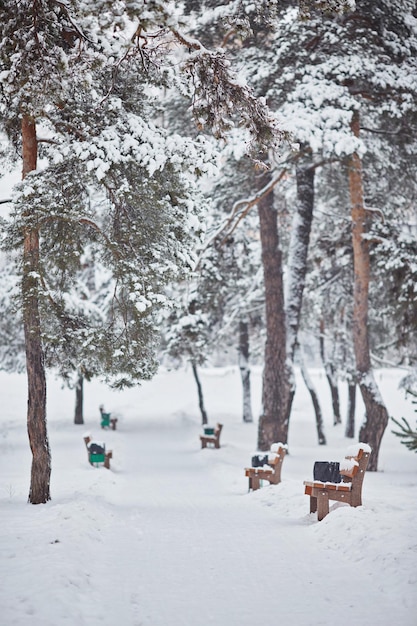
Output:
391,416,417,453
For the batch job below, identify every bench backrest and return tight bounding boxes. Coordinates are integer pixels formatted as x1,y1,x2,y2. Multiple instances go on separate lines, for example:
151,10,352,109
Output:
268,445,286,467
343,448,371,502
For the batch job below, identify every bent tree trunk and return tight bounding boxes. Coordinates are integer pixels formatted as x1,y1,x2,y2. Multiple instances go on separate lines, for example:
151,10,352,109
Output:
319,319,341,425
299,351,326,445
349,112,389,471
74,372,84,425
22,115,51,504
238,319,253,423
257,171,293,449
191,361,208,425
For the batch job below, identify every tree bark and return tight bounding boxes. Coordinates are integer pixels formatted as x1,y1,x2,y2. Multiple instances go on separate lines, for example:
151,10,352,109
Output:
257,171,293,449
345,379,356,438
319,318,341,425
349,112,389,470
74,372,84,425
191,361,208,425
286,155,315,361
22,114,51,504
238,319,253,423
299,352,326,445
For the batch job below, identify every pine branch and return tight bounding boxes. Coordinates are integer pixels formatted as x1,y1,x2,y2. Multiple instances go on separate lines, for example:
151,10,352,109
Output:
170,28,285,157
391,416,417,452
195,162,294,271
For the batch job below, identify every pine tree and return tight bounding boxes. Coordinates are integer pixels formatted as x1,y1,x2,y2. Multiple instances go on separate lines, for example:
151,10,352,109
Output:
262,0,417,467
1,1,282,502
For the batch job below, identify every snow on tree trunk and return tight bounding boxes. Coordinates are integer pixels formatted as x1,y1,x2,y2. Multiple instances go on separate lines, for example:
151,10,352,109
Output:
286,154,315,362
191,361,208,425
349,112,389,471
22,115,51,504
299,350,326,445
257,172,293,450
345,379,356,438
319,318,341,425
74,372,84,425
238,319,253,423
279,153,317,443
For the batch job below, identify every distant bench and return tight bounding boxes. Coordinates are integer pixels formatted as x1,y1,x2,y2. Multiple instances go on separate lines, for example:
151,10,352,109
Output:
245,443,287,491
84,435,113,469
100,411,118,430
200,423,223,449
304,444,371,521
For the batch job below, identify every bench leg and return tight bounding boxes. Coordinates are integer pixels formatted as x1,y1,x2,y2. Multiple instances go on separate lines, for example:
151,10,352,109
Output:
104,451,112,469
317,491,329,521
251,475,261,491
310,495,317,514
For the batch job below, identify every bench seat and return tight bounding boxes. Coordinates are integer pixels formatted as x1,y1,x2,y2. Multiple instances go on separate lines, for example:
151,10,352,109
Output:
304,481,352,493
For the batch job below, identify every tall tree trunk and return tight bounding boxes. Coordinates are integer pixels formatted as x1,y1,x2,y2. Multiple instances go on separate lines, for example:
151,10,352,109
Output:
191,361,208,425
299,350,326,445
286,153,315,362
74,372,84,425
319,318,341,425
22,114,51,504
238,319,253,423
282,154,317,436
349,112,389,471
257,171,293,450
345,379,356,438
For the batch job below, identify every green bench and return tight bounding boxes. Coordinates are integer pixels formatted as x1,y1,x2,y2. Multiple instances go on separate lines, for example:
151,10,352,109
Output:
99,406,118,430
84,435,112,469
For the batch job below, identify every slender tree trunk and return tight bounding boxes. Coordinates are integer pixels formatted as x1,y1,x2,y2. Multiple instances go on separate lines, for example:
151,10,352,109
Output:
299,351,326,445
238,319,253,423
286,154,315,362
282,154,317,437
349,112,389,471
319,318,341,425
22,114,51,504
345,379,356,438
257,172,293,449
74,372,84,425
191,361,208,425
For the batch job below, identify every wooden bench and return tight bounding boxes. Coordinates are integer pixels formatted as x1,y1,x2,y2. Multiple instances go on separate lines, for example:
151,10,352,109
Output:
99,406,118,430
245,443,287,491
304,444,371,521
83,435,113,469
200,423,223,449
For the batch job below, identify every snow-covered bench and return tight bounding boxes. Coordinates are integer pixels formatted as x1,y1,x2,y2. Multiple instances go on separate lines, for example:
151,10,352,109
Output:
245,443,287,491
99,406,118,430
83,435,113,469
304,443,372,521
200,423,223,449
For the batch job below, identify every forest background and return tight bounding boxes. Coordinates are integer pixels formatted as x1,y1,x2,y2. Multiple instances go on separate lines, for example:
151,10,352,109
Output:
0,0,416,504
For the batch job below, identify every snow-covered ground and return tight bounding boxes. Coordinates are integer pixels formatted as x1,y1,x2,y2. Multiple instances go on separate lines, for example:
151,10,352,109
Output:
1,366,416,625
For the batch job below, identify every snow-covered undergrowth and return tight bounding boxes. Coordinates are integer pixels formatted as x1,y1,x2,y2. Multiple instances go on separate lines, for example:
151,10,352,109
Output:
0,366,416,625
